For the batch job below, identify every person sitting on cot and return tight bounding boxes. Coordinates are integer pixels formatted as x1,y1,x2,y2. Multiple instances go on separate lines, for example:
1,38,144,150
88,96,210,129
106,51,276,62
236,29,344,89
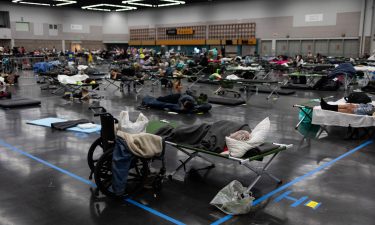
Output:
320,98,375,116
110,69,123,80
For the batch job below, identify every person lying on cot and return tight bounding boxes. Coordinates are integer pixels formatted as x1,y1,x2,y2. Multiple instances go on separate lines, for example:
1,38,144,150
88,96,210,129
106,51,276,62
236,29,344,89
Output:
320,98,375,116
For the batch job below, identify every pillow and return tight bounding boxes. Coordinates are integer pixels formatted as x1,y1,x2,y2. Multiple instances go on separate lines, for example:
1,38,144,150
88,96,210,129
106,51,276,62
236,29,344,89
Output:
226,117,270,158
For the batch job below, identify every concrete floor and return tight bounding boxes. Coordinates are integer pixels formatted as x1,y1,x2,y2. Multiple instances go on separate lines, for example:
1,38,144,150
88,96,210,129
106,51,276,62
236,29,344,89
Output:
0,70,374,225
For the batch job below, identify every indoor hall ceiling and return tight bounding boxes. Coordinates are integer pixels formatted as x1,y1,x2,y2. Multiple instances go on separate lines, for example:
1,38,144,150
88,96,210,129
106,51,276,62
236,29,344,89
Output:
2,0,232,11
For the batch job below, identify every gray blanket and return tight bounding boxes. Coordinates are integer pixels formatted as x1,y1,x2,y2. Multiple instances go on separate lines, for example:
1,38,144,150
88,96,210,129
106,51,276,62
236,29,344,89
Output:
155,120,251,153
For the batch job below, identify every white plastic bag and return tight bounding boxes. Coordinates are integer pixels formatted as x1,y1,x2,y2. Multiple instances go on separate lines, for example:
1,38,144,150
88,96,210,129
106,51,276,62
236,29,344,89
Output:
210,180,254,215
119,111,149,134
226,117,270,158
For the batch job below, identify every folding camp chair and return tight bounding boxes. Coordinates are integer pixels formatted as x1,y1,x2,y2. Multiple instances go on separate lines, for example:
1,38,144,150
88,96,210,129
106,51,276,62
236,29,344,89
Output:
293,102,328,141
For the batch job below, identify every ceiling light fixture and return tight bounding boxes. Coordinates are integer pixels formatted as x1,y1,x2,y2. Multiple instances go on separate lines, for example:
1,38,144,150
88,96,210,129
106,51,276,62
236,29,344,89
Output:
12,0,76,7
158,0,185,7
13,1,51,6
122,0,185,8
54,0,77,6
122,0,154,7
82,4,136,12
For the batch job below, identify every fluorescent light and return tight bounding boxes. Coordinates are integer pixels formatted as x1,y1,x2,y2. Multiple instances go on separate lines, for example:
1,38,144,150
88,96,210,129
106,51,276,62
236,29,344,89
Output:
122,0,185,8
158,0,185,7
122,0,154,7
18,1,51,6
54,0,77,6
82,4,136,11
162,0,185,3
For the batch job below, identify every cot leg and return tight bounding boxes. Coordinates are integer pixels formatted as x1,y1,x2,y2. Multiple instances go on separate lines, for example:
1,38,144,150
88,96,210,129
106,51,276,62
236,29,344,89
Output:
244,153,280,193
266,85,280,100
316,126,328,138
295,115,306,129
169,152,197,178
103,81,112,90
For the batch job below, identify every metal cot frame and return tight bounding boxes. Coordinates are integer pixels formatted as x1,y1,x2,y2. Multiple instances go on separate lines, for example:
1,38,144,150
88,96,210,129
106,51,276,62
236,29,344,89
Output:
165,141,292,191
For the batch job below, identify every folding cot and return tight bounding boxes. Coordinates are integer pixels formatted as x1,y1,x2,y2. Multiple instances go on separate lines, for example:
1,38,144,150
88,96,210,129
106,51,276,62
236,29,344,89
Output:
146,120,293,190
294,98,375,140
283,73,326,88
53,75,102,99
214,79,286,100
104,77,144,93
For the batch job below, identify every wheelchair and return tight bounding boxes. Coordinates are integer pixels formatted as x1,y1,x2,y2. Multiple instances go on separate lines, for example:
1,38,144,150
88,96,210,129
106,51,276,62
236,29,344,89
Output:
87,106,166,198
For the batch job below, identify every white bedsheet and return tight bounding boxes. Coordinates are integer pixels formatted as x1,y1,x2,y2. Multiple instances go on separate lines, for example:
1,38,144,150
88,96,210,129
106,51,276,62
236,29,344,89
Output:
57,74,89,84
354,66,375,72
312,98,375,127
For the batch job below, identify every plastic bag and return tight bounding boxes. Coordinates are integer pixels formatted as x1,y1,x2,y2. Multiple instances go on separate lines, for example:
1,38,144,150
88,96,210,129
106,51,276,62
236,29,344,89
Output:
119,111,149,134
210,180,254,215
226,117,270,158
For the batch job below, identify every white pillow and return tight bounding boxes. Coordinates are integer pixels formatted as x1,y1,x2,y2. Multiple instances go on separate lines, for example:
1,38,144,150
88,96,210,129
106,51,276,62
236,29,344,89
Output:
226,117,270,158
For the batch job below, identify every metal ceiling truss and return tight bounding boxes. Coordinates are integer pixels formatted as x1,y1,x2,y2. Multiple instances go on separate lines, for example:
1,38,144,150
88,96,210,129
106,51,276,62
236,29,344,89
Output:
10,0,186,10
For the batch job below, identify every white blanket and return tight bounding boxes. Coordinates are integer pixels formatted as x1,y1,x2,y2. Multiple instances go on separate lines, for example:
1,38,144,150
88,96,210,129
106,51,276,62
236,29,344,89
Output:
312,98,375,127
57,74,89,84
354,66,375,72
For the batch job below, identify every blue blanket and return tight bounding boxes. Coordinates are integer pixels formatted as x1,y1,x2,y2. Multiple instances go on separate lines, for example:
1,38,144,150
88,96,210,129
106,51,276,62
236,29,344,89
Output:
328,63,356,78
27,117,101,133
33,62,54,73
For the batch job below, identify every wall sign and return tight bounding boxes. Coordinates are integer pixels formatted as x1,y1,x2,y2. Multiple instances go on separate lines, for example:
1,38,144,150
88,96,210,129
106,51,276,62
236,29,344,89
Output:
166,28,194,35
305,14,323,22
166,28,177,35
177,28,194,35
71,24,83,31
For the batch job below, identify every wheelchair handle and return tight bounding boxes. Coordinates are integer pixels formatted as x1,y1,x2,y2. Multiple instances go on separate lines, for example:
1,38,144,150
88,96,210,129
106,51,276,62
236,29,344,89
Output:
89,106,107,115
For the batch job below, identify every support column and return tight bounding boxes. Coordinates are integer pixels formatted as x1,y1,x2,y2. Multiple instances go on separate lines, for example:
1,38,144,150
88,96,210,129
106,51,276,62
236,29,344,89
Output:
370,0,375,53
271,39,276,56
62,40,65,52
359,0,374,56
10,39,15,48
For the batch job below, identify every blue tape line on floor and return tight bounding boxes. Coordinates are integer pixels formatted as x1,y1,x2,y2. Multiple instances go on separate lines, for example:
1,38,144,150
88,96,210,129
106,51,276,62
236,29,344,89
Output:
0,139,96,187
0,139,185,225
126,199,186,225
210,140,373,225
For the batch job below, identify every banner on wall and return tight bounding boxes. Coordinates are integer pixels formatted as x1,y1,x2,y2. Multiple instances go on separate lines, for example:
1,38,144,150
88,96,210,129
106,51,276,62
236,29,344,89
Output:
305,14,323,22
71,24,83,31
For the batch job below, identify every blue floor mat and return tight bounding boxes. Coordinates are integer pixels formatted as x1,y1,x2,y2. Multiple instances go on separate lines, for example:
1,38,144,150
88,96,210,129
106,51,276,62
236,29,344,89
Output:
27,117,101,133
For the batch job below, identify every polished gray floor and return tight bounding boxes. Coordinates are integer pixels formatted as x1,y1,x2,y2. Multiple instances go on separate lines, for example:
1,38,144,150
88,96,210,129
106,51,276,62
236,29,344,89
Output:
0,70,374,225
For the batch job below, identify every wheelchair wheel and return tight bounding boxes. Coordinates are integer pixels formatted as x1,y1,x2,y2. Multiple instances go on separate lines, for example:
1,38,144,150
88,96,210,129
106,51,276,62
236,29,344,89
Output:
94,151,147,198
87,137,106,173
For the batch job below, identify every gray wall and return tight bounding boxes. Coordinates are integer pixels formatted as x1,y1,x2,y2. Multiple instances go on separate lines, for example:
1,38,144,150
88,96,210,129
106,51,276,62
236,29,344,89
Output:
0,0,372,54
126,0,362,39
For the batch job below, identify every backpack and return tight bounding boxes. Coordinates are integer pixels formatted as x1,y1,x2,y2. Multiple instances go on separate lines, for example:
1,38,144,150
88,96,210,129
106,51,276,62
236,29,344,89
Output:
344,92,372,104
